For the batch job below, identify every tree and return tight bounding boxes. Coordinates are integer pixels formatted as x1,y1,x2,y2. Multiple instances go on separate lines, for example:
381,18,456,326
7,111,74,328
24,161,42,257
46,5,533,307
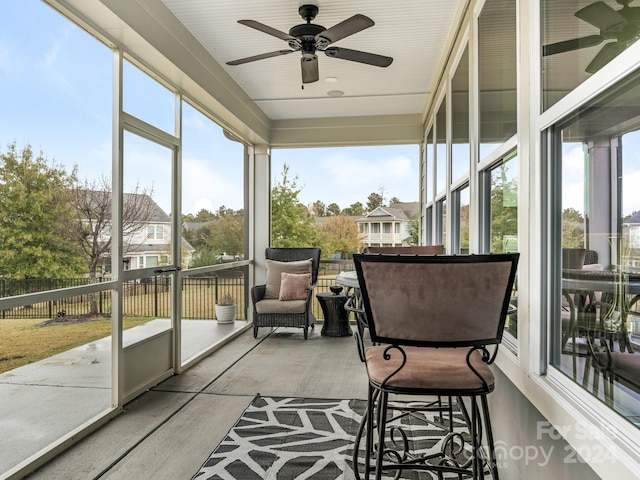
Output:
317,215,362,259
407,219,420,246
389,196,401,204
311,201,326,217
271,164,315,247
183,208,217,223
366,192,383,212
341,202,365,216
490,165,518,253
71,176,155,277
562,208,585,248
0,143,85,279
70,176,155,313
326,203,341,216
190,207,244,267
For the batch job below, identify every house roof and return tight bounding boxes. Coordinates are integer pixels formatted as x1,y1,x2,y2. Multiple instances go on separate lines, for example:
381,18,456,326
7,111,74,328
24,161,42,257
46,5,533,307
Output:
362,202,420,221
625,211,640,224
123,193,171,223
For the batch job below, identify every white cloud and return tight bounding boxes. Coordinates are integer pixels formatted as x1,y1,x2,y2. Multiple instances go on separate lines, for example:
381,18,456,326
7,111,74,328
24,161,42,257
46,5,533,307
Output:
182,156,243,214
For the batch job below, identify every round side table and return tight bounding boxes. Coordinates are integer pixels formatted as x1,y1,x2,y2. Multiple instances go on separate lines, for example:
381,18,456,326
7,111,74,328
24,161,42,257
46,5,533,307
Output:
316,292,352,337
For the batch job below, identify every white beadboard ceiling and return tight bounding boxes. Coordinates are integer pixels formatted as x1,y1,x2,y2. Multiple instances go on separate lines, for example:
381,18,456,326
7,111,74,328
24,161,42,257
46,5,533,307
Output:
159,0,463,121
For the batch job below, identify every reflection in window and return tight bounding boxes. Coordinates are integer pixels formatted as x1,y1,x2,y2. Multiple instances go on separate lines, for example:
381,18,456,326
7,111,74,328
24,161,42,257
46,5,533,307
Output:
489,153,518,254
457,185,470,254
436,100,447,194
426,127,434,202
437,199,447,252
551,70,640,427
489,152,518,337
478,0,517,160
452,46,470,182
542,0,640,110
425,206,433,244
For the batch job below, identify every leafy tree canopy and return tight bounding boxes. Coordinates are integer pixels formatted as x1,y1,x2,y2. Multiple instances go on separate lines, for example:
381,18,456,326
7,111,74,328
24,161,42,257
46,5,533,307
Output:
0,143,85,279
366,192,383,212
326,203,341,216
311,201,326,217
317,215,362,259
271,164,315,247
341,202,365,216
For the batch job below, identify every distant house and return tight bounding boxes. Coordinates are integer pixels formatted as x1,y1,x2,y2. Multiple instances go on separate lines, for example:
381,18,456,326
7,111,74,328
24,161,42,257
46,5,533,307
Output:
623,211,640,270
355,202,419,249
99,194,195,273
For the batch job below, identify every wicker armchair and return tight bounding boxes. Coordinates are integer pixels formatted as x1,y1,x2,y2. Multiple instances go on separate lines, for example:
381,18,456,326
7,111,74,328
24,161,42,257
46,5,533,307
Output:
251,247,321,339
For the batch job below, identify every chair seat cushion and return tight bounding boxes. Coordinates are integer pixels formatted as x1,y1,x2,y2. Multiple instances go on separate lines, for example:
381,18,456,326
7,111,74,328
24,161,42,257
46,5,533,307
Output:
256,298,307,314
365,346,494,394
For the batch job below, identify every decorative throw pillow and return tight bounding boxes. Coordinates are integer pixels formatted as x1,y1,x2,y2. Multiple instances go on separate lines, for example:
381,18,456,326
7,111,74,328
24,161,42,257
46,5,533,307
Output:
278,272,311,301
264,258,313,299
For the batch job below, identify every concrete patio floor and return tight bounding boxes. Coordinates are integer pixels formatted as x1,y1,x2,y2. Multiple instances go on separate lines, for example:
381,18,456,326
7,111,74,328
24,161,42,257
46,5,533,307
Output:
0,319,249,478
16,325,366,480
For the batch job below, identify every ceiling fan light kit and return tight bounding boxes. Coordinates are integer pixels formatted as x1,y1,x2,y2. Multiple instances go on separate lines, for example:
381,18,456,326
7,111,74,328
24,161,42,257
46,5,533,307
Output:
226,4,393,85
542,0,640,73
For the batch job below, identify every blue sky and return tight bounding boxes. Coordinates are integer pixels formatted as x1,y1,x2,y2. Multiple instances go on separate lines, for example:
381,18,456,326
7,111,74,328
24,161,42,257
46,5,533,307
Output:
272,145,420,210
0,1,419,216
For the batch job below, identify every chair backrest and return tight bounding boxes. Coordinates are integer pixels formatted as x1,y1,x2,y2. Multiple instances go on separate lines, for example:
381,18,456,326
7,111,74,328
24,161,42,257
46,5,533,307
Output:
265,247,321,284
353,253,519,347
365,245,444,255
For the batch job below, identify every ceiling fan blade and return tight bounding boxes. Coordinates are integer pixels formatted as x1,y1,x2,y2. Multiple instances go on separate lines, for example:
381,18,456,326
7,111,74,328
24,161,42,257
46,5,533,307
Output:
324,47,393,67
226,50,294,66
542,35,603,56
301,56,319,84
316,14,374,46
575,2,627,32
585,42,627,73
237,19,294,41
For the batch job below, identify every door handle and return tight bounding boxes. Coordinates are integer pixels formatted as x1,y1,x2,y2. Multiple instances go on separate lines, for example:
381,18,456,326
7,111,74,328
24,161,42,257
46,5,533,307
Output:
153,267,182,274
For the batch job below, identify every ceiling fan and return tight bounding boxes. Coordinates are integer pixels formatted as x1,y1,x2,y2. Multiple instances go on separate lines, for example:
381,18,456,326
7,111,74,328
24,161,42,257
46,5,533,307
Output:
226,4,393,84
542,0,640,73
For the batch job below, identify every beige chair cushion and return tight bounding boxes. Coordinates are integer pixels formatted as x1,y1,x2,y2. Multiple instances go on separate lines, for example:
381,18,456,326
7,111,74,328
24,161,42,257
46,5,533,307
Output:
365,346,495,393
256,298,307,314
278,272,311,301
264,259,312,299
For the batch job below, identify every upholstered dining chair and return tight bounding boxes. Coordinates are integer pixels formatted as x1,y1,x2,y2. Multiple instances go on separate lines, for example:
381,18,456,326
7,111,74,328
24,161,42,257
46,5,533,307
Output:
251,247,321,340
352,252,519,480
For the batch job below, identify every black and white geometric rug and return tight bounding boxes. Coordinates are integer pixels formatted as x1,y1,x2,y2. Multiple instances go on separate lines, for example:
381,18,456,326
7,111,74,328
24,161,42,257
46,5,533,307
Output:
191,395,471,480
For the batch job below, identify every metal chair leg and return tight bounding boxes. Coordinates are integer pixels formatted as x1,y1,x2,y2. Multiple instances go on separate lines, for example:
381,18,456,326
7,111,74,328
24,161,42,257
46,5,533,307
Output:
374,390,389,480
481,394,499,480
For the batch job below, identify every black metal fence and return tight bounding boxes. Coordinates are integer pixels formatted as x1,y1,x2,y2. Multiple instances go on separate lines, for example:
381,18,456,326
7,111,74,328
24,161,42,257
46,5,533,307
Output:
0,260,356,321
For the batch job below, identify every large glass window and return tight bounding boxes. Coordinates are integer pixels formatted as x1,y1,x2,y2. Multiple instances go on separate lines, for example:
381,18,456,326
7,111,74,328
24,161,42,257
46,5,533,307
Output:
437,199,447,251
452,46,470,183
551,70,640,427
542,0,640,110
426,126,434,202
478,0,517,160
486,152,519,338
456,185,470,254
488,153,519,255
435,100,447,194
